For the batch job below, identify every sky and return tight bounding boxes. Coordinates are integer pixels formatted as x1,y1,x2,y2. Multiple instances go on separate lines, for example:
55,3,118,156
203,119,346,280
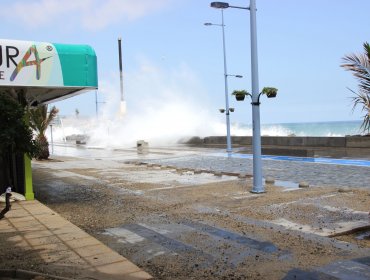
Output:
1,0,370,126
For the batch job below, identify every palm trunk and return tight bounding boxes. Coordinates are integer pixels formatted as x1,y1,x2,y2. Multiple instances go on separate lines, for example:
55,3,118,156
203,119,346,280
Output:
36,134,50,160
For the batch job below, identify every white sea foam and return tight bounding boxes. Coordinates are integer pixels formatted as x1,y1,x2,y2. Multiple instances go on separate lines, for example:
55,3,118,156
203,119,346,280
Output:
50,61,224,148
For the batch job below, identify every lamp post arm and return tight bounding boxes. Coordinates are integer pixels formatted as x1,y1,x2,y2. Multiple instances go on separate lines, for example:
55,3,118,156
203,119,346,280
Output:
250,92,263,106
229,5,250,10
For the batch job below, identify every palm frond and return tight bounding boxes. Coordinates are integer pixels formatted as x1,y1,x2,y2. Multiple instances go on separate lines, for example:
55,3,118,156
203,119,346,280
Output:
341,42,370,133
29,105,59,136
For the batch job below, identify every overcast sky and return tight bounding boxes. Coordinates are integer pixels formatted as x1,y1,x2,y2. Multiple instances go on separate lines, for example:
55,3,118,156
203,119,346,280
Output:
2,0,370,125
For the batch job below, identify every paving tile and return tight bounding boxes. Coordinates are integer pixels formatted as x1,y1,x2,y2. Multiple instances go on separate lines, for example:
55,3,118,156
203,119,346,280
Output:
1,200,152,279
27,235,62,247
58,231,91,242
11,223,47,232
33,240,68,250
39,249,88,265
7,202,23,209
74,244,113,258
7,238,32,250
84,251,126,266
51,224,81,235
21,200,39,205
65,236,101,248
127,270,153,279
95,260,142,275
10,219,44,230
6,235,24,243
22,204,55,215
39,220,71,230
6,215,34,223
6,209,29,218
0,221,15,232
23,229,54,239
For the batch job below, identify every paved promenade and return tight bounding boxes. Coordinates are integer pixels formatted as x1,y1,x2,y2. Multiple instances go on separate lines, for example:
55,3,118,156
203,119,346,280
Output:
2,144,366,279
0,200,152,280
139,151,370,188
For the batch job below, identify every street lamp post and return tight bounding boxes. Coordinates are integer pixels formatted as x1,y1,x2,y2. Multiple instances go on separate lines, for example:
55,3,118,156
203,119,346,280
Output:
49,124,54,155
210,0,264,193
205,18,243,154
204,11,232,154
95,90,106,118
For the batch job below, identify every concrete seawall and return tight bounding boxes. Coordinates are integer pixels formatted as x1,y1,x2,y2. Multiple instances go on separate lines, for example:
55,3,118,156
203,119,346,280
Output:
183,136,370,158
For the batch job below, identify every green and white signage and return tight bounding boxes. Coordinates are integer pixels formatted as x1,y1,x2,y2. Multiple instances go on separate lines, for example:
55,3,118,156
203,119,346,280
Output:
0,39,98,88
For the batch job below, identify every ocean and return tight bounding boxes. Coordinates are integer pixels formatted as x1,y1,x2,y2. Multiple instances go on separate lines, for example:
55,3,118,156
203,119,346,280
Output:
51,118,366,150
236,120,365,137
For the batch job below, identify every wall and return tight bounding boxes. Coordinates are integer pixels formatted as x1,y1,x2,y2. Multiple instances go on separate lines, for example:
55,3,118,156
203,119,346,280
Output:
184,136,370,148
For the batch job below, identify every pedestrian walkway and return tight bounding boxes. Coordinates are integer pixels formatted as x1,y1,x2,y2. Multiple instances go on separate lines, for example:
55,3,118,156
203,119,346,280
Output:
213,152,370,167
0,200,152,280
141,153,369,188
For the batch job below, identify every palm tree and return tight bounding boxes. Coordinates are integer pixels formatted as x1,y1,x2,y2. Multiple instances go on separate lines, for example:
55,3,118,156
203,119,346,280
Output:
341,42,370,134
29,105,59,159
0,93,37,157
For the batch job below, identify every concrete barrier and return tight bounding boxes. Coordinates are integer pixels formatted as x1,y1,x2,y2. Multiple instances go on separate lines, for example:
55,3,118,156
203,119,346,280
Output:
345,136,370,148
184,136,370,148
181,135,370,157
261,136,346,147
137,140,149,154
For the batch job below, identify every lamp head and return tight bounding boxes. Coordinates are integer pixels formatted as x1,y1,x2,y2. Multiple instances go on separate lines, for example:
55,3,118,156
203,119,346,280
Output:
204,23,213,26
210,2,230,9
229,108,235,112
219,109,226,113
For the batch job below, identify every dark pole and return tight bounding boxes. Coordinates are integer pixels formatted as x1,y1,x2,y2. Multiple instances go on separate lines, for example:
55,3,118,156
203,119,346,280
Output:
118,38,126,115
118,39,124,100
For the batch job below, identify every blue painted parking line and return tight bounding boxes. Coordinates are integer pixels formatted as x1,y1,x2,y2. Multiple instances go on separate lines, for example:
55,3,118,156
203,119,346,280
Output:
211,153,370,167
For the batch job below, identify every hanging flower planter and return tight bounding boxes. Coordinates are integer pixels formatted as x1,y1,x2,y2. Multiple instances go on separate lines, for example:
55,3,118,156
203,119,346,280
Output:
232,89,249,102
235,94,245,101
262,87,278,98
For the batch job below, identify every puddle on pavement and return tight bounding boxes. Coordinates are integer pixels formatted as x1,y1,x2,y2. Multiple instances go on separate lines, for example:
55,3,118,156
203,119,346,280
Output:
356,230,370,240
102,220,288,269
109,223,215,268
272,180,299,189
182,220,279,254
106,169,237,187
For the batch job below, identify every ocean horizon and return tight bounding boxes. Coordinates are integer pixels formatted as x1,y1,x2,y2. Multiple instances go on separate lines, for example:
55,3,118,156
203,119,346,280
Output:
235,120,365,137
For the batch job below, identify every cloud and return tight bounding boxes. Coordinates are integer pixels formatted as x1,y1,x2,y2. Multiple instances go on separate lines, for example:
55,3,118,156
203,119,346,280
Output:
1,0,171,31
81,0,171,30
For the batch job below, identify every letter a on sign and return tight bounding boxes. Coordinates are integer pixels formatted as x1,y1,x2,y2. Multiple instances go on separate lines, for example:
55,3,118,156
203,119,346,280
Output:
10,45,50,81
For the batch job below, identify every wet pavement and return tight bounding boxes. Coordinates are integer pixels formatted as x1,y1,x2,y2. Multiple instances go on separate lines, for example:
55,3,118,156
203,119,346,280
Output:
137,151,370,189
23,144,370,279
52,143,370,189
0,200,152,280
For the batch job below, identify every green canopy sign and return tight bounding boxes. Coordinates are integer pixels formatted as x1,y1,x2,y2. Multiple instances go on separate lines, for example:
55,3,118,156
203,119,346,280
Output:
0,39,98,104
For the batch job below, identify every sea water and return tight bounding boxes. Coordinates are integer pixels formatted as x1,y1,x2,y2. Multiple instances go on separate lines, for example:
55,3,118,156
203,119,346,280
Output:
235,120,364,137
50,118,365,151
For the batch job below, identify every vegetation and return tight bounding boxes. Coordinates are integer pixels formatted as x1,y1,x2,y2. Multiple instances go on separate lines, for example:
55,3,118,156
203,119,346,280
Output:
29,105,59,160
231,89,250,101
0,94,37,157
261,87,278,97
231,89,250,96
341,42,370,133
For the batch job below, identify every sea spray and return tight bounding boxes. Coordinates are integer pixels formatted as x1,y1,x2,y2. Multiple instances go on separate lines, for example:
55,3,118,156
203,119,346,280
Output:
51,61,225,148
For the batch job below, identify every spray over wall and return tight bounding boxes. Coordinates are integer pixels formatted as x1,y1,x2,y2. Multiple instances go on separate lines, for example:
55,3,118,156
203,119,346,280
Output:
53,60,227,148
